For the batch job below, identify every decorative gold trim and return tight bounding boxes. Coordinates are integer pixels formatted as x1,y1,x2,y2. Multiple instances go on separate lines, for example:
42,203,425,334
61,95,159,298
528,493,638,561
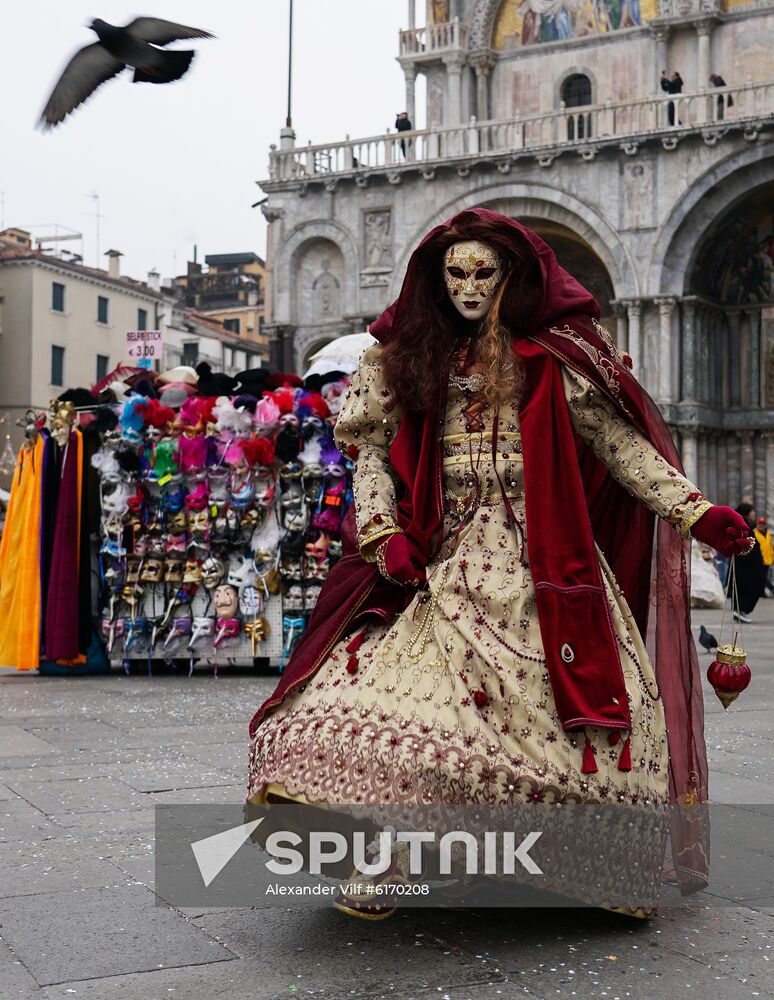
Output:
680,501,712,539
359,525,402,563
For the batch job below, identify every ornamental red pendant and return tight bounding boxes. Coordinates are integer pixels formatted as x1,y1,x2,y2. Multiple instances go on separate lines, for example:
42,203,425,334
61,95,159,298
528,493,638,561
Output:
707,643,751,709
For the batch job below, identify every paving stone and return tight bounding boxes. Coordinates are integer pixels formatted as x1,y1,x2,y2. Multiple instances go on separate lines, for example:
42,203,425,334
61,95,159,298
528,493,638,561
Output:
185,742,248,776
193,907,506,995
149,783,246,805
0,858,132,899
111,759,238,793
0,799,57,844
0,727,56,758
0,883,235,986
6,776,147,815
0,934,41,999
26,721,124,751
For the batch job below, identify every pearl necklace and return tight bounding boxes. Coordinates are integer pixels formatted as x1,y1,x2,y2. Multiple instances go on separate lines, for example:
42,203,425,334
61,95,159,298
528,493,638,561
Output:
448,370,486,393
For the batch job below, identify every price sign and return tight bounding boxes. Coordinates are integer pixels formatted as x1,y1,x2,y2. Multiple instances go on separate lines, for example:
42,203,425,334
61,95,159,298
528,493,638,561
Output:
126,329,164,363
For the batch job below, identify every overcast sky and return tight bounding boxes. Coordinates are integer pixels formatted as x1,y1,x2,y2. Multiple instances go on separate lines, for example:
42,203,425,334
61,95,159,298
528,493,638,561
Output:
2,1,412,280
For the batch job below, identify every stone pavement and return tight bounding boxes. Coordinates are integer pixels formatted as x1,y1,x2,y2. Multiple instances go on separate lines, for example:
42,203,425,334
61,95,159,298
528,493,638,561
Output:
0,601,773,1000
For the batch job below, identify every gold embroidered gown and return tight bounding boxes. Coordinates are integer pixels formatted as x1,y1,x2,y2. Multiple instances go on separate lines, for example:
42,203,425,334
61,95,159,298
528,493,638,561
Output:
248,346,708,809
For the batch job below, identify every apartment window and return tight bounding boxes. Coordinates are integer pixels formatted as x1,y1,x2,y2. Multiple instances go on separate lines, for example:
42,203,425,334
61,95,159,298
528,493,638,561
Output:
51,345,65,386
137,308,148,331
97,296,109,324
96,354,109,382
223,318,241,334
52,282,65,312
182,342,199,366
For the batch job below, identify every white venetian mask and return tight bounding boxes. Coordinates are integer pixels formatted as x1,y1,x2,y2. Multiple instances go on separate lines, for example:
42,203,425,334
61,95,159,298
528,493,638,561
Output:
443,240,503,321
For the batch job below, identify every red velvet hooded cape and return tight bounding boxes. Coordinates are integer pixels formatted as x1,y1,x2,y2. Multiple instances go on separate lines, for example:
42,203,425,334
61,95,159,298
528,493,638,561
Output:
249,209,708,891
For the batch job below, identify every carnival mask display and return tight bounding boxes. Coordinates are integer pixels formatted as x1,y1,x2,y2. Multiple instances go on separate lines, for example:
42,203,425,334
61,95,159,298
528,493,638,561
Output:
188,616,215,648
49,400,75,448
201,557,225,590
183,558,202,584
213,584,239,619
165,557,185,583
140,557,165,584
443,240,503,321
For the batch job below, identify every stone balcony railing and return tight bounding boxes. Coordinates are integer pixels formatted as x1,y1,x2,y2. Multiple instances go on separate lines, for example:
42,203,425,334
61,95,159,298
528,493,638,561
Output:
266,80,773,184
398,18,468,58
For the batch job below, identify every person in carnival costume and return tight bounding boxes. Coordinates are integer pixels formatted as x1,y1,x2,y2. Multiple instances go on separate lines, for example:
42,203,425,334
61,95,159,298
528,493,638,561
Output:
247,209,753,916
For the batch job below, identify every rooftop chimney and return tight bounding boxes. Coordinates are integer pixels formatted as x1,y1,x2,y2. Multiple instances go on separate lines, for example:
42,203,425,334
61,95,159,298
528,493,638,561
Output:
104,248,122,279
147,269,160,292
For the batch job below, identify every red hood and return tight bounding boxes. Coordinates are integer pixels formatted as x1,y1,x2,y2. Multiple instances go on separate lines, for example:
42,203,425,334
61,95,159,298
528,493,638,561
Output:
369,207,600,343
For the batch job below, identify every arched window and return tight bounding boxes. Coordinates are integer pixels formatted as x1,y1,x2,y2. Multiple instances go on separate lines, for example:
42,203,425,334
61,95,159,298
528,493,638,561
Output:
561,74,593,141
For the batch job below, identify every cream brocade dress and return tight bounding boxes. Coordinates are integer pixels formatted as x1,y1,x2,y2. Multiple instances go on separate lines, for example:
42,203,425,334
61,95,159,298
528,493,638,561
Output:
248,346,708,808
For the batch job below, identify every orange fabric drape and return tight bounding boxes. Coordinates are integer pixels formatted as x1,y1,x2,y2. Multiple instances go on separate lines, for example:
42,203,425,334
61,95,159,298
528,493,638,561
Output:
0,437,45,670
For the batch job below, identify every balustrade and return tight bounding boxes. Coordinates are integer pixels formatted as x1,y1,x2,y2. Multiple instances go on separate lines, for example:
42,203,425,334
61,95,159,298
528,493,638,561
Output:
267,80,774,183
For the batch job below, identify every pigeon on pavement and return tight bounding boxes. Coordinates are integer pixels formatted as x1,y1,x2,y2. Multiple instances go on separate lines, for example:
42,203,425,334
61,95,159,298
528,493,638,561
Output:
698,624,719,653
40,17,213,129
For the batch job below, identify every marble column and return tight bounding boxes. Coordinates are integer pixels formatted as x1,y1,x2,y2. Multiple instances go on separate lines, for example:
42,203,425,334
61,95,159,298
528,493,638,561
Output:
681,430,698,485
680,299,697,401
750,309,761,407
728,311,741,406
443,53,466,125
626,300,642,376
716,434,728,505
694,20,713,93
766,433,774,519
469,51,495,122
651,25,671,92
613,302,629,354
408,0,416,29
698,434,709,495
404,64,417,124
656,297,676,402
753,432,768,513
266,324,283,370
728,433,741,506
739,430,755,502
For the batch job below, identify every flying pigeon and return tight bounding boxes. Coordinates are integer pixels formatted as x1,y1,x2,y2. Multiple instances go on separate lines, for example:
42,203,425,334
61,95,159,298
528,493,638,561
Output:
40,17,213,129
698,624,719,654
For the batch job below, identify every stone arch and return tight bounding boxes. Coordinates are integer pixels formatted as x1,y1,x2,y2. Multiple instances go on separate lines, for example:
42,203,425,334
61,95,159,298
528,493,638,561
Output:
297,332,343,372
650,141,774,297
468,0,503,50
275,219,359,323
293,238,345,326
556,66,598,108
391,181,635,299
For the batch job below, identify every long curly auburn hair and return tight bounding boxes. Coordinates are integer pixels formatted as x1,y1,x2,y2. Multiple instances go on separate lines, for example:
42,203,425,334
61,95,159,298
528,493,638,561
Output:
380,214,543,414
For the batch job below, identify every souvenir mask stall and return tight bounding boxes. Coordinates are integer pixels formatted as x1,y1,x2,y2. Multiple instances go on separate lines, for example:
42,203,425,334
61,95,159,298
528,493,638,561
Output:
0,361,354,674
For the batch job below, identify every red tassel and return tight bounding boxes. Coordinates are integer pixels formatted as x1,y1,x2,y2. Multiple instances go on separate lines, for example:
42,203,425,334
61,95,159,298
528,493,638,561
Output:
617,735,632,772
581,735,598,774
345,655,359,675
345,626,369,656
608,731,620,747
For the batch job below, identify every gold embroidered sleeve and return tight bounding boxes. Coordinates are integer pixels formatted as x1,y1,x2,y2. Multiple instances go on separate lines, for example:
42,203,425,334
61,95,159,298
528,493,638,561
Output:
334,345,403,559
562,366,709,536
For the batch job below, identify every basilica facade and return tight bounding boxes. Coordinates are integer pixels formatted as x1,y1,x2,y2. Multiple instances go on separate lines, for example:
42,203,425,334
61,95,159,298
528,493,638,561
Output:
259,0,774,509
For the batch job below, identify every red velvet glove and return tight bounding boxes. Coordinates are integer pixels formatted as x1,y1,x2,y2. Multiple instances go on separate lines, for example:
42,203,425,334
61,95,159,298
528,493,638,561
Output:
377,533,427,587
691,505,755,558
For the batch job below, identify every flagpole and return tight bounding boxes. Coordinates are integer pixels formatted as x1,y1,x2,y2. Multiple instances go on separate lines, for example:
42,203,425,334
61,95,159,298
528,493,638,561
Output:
286,0,294,129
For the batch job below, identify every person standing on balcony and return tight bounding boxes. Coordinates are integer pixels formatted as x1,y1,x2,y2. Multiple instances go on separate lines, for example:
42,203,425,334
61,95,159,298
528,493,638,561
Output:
660,70,683,126
395,111,413,158
710,73,733,120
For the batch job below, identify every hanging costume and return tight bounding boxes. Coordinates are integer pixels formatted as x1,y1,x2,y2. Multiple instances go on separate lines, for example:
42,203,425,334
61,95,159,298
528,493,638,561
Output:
0,434,49,671
248,210,710,895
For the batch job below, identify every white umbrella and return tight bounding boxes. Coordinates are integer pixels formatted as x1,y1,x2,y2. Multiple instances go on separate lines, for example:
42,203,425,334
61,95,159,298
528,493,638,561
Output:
303,332,376,380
